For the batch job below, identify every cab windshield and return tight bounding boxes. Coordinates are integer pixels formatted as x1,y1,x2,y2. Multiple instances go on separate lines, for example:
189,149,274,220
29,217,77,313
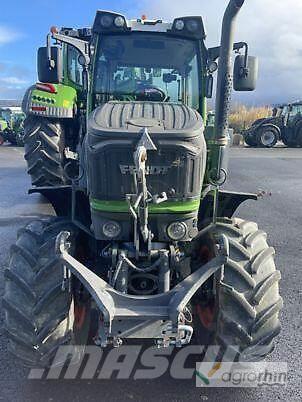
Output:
274,108,283,117
93,33,202,110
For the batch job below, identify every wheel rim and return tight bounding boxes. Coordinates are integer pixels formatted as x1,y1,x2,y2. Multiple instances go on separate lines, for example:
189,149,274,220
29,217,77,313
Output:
196,304,215,329
261,130,276,146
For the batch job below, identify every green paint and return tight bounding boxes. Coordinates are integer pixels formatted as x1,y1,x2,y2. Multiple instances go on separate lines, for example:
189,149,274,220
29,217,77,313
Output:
90,199,200,214
201,97,207,123
29,84,77,109
0,118,8,131
195,370,210,385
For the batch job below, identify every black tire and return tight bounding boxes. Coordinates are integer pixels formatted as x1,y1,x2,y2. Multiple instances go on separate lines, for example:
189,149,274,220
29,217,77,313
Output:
24,116,67,186
281,136,296,147
295,122,302,147
5,129,17,145
244,132,258,147
256,126,278,148
3,218,85,368
16,131,25,147
212,218,282,362
281,133,299,147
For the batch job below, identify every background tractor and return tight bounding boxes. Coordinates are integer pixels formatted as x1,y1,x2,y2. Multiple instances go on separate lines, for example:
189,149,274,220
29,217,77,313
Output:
0,107,25,146
0,114,8,145
3,0,282,369
243,101,302,147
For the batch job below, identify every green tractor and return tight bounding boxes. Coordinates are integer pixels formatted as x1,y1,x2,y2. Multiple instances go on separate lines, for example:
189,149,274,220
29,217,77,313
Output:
243,101,302,148
0,115,8,145
4,0,282,368
0,107,25,146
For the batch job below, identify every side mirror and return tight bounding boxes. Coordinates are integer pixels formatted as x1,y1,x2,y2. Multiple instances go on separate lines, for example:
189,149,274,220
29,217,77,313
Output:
233,55,258,91
37,46,62,83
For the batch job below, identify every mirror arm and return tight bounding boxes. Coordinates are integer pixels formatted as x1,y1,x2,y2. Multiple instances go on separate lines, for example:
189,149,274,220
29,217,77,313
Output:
177,79,181,102
208,41,247,63
237,42,249,77
208,46,220,62
46,34,55,69
51,33,90,66
82,67,89,92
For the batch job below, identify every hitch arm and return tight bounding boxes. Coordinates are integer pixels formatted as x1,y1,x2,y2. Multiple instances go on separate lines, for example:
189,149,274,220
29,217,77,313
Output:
55,232,229,340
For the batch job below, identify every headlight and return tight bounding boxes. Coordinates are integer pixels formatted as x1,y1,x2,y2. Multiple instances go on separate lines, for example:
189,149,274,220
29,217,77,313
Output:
167,222,187,241
102,221,121,238
174,19,185,31
100,15,113,28
114,16,125,27
172,16,205,39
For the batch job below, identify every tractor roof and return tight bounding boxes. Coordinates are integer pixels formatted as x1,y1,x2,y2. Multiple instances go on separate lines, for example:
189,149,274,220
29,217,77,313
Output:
59,27,91,41
57,12,206,43
92,11,206,40
0,106,22,113
291,100,302,106
274,100,302,108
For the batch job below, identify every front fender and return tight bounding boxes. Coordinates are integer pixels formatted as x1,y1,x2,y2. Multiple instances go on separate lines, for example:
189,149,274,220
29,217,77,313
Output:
199,190,258,221
261,123,281,140
22,83,77,119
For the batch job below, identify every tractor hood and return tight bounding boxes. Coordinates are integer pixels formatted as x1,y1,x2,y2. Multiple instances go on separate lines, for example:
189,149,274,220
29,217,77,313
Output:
85,101,207,241
250,116,283,130
88,101,204,142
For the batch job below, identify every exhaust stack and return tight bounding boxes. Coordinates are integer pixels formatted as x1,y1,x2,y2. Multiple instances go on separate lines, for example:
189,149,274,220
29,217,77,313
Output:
211,0,245,182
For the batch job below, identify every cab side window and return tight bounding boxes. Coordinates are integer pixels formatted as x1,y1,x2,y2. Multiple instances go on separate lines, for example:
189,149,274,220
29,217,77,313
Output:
67,45,83,86
186,55,199,110
288,106,301,121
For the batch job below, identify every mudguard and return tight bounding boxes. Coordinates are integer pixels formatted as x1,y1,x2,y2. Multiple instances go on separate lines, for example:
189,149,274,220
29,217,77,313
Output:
199,189,258,220
0,118,8,131
22,83,77,118
261,123,281,139
243,118,282,141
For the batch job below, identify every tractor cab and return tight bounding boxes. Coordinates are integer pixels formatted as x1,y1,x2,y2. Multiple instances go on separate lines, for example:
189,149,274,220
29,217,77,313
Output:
0,108,11,123
0,107,25,145
84,14,210,243
272,105,285,118
90,13,206,115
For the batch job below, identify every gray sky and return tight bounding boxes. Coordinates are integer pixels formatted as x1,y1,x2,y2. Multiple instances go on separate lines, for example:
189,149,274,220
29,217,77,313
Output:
0,0,301,106
141,0,302,106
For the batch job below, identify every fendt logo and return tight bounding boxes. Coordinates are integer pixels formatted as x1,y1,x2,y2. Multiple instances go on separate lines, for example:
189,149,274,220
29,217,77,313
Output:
120,164,172,175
